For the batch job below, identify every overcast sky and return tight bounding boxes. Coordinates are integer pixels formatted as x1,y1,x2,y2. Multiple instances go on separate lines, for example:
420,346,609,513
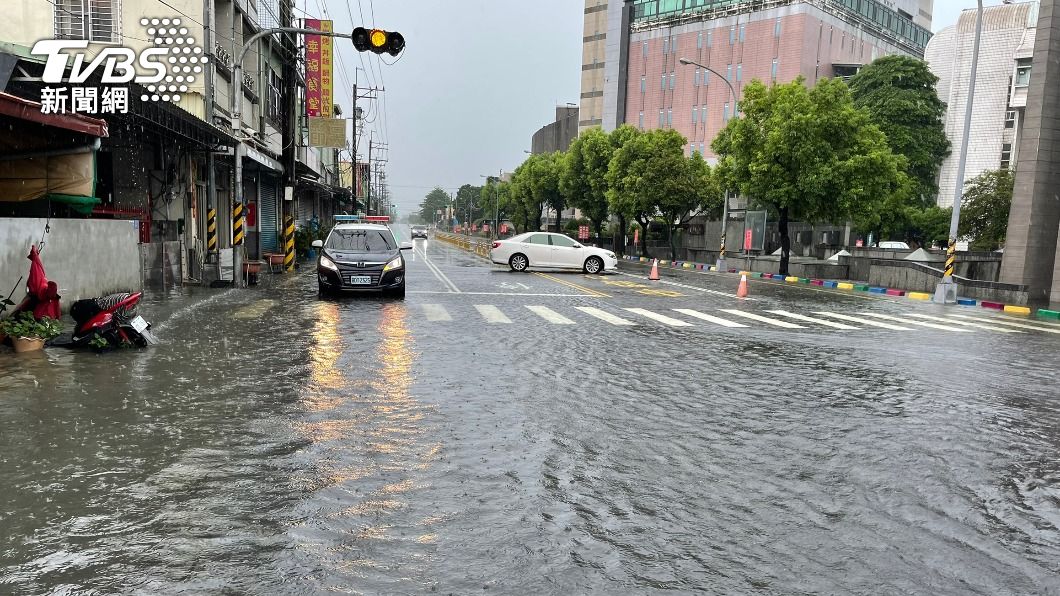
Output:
303,0,583,216
307,0,1009,216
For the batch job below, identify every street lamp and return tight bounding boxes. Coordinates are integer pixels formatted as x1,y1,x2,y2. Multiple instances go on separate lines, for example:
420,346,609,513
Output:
679,57,738,272
935,0,983,304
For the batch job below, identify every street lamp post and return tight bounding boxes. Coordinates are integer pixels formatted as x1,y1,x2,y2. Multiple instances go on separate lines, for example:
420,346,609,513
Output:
679,57,737,273
480,169,503,240
935,0,983,304
231,26,354,287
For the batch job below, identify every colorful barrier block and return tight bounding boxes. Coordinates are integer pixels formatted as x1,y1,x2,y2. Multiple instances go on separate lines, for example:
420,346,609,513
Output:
750,272,763,278
908,292,932,300
957,298,977,306
824,281,838,289
885,289,905,297
1038,309,1060,320
811,280,825,286
683,263,692,269
981,301,1004,310
838,282,855,290
854,284,870,291
709,266,717,272
1004,305,1031,315
785,276,799,283
869,287,887,294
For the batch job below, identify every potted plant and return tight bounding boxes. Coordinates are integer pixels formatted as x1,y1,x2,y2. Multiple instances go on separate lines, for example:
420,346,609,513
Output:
0,312,63,353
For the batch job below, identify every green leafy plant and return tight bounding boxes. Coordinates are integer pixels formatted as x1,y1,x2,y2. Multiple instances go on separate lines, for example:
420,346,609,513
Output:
0,312,63,340
88,334,109,349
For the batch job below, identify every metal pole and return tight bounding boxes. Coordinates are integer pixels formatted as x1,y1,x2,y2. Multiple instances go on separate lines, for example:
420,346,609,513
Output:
232,26,353,287
495,168,501,240
935,0,982,304
679,58,736,272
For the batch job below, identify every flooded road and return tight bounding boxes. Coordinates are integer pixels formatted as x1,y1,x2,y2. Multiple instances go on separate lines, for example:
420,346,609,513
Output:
2,235,1059,594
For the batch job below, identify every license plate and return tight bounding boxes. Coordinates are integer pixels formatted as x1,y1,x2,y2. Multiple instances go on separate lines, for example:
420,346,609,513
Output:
129,315,149,333
349,276,373,285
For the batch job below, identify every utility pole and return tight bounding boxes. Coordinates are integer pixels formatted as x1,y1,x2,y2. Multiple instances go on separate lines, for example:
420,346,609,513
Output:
350,69,381,216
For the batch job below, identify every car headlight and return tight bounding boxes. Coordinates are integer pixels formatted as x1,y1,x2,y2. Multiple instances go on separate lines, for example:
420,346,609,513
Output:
383,256,404,272
319,255,339,271
607,252,616,259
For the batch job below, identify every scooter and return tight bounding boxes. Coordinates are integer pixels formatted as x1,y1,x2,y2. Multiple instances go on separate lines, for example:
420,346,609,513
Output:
61,292,159,348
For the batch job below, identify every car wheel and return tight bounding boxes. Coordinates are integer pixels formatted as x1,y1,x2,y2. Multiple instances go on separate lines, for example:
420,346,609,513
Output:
509,253,529,272
318,281,328,297
391,284,406,300
584,256,604,274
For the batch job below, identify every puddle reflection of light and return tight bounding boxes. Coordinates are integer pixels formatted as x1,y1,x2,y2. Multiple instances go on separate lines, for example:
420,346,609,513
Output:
305,301,345,411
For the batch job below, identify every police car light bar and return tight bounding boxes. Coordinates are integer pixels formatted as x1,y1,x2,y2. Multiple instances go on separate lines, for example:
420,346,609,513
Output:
334,215,363,222
364,216,391,223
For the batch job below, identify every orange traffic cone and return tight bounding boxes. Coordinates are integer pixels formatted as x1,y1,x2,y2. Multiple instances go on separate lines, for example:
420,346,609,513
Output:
649,259,660,281
736,274,749,298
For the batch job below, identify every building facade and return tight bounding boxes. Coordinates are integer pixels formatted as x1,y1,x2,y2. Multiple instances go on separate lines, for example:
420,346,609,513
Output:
925,1,1038,208
1001,0,1060,306
580,0,933,160
531,106,580,154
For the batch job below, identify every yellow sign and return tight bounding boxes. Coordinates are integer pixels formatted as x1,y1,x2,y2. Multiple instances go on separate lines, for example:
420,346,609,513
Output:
320,20,333,118
309,117,347,148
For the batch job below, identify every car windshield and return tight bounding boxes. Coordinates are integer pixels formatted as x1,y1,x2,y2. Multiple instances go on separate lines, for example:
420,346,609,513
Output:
326,229,395,252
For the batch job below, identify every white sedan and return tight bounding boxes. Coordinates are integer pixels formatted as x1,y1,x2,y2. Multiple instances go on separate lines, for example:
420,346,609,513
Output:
489,232,618,274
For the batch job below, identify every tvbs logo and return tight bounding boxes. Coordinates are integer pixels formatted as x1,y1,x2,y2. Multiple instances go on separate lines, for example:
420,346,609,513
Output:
30,18,208,114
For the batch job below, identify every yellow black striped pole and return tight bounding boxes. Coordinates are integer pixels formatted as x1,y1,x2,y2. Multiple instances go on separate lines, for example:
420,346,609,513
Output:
944,238,956,278
283,214,295,272
206,208,217,252
232,202,244,246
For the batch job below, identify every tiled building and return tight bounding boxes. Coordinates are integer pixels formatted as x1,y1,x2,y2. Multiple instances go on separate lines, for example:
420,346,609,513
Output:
926,1,1039,208
579,0,933,161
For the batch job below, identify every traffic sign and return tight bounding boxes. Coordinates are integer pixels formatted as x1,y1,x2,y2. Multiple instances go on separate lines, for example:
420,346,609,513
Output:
578,225,589,240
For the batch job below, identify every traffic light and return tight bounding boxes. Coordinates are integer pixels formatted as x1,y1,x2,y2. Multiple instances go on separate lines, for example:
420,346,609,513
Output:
352,27,405,57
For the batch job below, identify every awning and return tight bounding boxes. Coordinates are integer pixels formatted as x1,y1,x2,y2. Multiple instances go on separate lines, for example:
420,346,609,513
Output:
0,92,108,137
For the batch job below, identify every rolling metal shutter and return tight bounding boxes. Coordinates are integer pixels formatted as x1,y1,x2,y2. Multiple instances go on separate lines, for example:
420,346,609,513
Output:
259,177,279,251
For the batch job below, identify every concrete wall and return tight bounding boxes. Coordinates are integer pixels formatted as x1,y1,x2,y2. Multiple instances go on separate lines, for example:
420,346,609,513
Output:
0,218,141,310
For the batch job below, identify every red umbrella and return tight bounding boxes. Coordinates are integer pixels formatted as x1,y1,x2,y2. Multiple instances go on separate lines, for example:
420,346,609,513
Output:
22,245,60,320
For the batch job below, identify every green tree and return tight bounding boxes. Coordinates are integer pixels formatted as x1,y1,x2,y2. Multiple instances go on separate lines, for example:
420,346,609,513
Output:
656,153,723,261
712,78,905,275
957,169,1013,251
562,128,614,244
850,55,950,204
454,184,482,227
527,151,566,232
419,187,451,227
504,161,537,233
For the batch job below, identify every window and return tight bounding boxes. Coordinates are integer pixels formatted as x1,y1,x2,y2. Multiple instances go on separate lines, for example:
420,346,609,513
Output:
326,229,396,252
670,72,675,89
550,235,578,248
726,64,732,80
707,31,713,47
528,234,550,245
53,0,121,43
694,68,699,87
659,110,665,128
641,76,646,93
667,109,673,126
1001,143,1012,169
724,102,730,122
1015,59,1032,86
771,59,778,80
736,64,742,82
729,27,735,45
639,111,644,129
1005,110,1016,128
703,69,709,85
266,69,282,124
697,32,703,49
739,24,746,43
692,106,698,124
663,38,669,54
775,18,782,37
661,74,666,90
700,105,707,122
643,41,648,57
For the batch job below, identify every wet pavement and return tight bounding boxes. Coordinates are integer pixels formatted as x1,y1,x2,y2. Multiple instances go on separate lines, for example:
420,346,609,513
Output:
2,225,1059,594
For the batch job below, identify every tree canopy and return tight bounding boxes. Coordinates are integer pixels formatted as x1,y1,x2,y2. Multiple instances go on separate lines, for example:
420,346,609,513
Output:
958,169,1013,251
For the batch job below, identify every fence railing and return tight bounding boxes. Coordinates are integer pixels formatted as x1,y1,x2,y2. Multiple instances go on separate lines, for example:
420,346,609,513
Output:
433,231,491,259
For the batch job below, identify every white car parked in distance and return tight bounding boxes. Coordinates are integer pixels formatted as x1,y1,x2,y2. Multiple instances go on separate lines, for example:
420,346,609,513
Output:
490,232,618,274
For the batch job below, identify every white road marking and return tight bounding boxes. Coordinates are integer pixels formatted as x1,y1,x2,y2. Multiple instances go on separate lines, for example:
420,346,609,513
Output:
813,312,912,330
474,305,512,324
947,314,1060,334
859,312,972,332
526,305,575,325
576,306,636,326
905,313,1022,333
765,310,859,330
624,308,694,327
409,291,590,297
422,304,452,322
417,246,461,293
719,309,805,329
672,309,748,328
615,271,753,300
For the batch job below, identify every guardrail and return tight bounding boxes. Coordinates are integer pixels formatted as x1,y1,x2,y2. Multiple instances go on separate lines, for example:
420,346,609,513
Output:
433,232,491,259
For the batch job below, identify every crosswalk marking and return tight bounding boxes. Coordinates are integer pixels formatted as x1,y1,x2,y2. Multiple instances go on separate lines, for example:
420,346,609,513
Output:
422,304,452,322
719,309,804,329
625,308,694,327
576,306,636,326
947,314,1060,334
765,310,859,330
860,312,972,332
672,309,748,327
474,304,512,324
905,313,1021,333
813,312,912,330
526,305,575,325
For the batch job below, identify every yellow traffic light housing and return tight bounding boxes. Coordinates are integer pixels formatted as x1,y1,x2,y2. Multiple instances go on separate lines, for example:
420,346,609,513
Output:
351,27,405,57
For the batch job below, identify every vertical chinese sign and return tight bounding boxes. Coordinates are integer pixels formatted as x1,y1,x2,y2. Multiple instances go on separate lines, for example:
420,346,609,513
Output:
305,19,333,117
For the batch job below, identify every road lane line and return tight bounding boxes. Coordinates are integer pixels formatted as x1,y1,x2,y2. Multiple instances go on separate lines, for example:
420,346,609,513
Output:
812,312,912,330
422,304,453,322
946,314,1060,334
624,308,694,327
526,305,576,325
409,291,590,297
719,309,805,329
905,313,1022,333
859,312,972,332
765,310,859,330
416,246,458,293
532,272,609,298
576,306,636,326
672,309,748,328
474,305,512,324
616,271,753,300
